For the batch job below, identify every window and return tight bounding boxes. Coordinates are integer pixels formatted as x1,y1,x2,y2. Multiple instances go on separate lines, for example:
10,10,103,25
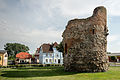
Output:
56,54,59,57
46,53,48,56
50,54,52,56
49,59,52,62
55,59,56,62
5,54,8,57
46,59,48,62
20,60,24,63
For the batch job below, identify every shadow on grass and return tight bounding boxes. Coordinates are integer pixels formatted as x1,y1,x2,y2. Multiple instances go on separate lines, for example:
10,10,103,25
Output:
15,66,63,70
1,66,78,78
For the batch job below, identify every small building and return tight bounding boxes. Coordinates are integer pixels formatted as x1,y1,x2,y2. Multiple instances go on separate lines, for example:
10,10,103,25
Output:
16,52,32,64
34,48,40,64
37,42,63,64
0,50,8,66
107,53,120,62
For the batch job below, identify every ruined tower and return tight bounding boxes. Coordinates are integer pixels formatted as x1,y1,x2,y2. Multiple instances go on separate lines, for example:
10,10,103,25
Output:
62,6,109,72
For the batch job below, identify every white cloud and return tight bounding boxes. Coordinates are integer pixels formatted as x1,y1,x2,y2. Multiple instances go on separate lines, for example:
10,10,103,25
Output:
57,0,120,17
107,35,120,53
0,0,7,10
103,0,120,16
58,0,103,17
0,19,63,53
24,28,63,43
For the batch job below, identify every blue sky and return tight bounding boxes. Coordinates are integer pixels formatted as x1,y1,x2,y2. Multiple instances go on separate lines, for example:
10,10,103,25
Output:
0,0,120,54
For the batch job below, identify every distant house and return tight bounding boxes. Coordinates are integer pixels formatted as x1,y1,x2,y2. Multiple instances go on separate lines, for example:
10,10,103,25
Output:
31,57,35,64
16,52,32,64
36,42,63,64
107,53,120,62
34,48,40,64
0,50,8,66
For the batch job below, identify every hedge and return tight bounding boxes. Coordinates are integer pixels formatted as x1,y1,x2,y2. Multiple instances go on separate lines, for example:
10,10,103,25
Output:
0,64,63,68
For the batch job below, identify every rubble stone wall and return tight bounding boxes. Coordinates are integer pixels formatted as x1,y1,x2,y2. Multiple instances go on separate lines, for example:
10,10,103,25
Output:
62,6,109,72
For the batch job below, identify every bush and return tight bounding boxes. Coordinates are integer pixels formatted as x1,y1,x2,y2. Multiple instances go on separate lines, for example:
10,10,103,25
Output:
0,65,2,68
3,64,63,68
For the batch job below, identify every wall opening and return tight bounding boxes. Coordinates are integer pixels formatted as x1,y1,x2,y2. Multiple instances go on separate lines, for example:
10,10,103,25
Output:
92,28,95,34
65,43,67,54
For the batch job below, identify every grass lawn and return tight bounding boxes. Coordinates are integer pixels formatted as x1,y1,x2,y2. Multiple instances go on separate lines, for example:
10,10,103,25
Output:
0,66,120,80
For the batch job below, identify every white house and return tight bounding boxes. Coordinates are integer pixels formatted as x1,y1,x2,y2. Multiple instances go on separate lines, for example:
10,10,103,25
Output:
36,42,63,64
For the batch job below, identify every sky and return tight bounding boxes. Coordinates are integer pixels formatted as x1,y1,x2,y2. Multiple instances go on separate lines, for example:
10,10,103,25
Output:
0,0,120,54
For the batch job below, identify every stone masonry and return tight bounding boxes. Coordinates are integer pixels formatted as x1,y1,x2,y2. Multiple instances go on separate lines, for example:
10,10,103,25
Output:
62,6,109,72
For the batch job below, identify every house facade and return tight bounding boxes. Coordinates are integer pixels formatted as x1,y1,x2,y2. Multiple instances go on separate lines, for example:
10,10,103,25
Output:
37,43,63,64
0,50,8,66
107,53,120,62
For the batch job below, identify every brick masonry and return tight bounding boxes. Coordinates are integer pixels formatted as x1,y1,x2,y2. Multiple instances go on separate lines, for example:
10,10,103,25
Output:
62,6,109,72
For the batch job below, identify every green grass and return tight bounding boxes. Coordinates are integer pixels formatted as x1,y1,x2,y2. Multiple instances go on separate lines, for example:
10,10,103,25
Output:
0,66,120,80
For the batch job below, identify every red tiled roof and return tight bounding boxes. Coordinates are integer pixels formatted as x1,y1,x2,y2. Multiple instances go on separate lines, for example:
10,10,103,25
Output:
16,52,32,59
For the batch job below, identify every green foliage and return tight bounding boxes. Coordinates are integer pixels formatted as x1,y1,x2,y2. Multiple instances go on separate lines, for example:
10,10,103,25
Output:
56,42,64,53
4,43,29,59
111,56,116,61
8,56,15,60
107,52,111,54
5,64,62,68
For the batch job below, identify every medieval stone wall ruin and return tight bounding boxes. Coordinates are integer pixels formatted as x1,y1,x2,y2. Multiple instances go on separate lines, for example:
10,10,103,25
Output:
62,6,109,72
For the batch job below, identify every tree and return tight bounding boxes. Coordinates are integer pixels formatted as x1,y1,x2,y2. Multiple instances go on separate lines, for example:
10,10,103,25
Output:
56,42,64,53
107,52,111,54
111,56,117,61
4,43,29,59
